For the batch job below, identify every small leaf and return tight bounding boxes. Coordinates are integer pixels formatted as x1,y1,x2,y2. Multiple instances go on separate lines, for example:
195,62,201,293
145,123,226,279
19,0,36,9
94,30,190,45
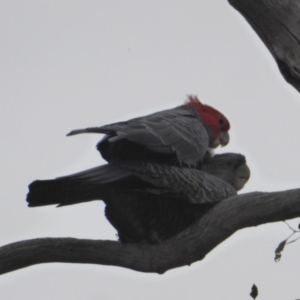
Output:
274,253,281,262
274,240,287,262
250,284,258,299
275,240,286,253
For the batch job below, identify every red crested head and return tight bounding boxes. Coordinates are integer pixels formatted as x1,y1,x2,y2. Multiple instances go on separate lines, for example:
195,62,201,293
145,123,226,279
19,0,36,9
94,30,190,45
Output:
186,95,230,141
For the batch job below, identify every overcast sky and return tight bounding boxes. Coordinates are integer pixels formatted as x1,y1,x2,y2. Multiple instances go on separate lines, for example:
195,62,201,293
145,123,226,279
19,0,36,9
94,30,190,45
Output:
1,1,300,299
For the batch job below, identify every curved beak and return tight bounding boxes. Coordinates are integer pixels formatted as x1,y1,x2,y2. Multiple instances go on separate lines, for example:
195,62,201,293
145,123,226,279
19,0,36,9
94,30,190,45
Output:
235,164,251,191
211,131,230,148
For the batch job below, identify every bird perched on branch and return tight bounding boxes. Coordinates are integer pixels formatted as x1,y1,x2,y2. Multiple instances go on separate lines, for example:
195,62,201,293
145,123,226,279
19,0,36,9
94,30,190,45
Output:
27,153,250,243
67,96,230,168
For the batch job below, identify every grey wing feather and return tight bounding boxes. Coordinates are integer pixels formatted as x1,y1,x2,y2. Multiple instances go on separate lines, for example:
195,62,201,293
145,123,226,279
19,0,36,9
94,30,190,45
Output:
68,106,209,166
57,164,131,184
119,162,237,204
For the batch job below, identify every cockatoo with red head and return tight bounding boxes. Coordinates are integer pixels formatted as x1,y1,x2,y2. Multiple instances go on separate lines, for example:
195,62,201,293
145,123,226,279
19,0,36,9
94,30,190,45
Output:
67,96,230,167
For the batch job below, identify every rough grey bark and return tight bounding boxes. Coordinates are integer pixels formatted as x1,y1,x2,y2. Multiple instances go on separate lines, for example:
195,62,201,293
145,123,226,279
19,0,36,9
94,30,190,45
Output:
228,0,300,92
1,188,300,275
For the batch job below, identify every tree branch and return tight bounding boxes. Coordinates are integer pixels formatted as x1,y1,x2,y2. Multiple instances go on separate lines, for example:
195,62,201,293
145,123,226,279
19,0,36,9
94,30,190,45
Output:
1,188,300,275
228,0,300,92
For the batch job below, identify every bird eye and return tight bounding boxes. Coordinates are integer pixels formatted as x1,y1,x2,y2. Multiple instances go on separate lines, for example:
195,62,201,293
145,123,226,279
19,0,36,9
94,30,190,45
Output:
218,118,225,125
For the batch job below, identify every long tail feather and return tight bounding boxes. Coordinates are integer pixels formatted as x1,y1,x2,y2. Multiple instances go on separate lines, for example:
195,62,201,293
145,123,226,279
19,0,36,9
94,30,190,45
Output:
27,178,101,207
67,127,107,136
26,164,131,207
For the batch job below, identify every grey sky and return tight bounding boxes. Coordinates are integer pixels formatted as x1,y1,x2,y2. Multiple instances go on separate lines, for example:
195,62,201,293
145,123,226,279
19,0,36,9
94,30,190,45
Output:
1,1,300,299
